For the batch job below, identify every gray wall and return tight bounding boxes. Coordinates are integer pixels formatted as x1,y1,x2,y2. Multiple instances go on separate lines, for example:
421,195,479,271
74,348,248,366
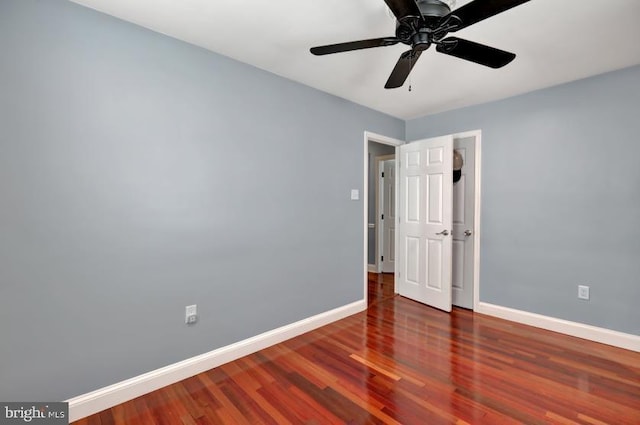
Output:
407,65,640,336
367,142,396,265
0,0,403,401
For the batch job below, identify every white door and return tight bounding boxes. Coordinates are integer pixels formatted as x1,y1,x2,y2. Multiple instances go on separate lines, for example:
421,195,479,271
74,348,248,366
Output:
452,137,476,309
397,136,454,312
381,159,396,273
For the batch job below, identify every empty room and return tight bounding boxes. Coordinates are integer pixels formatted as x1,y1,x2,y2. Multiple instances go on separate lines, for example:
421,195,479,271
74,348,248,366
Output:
1,0,639,424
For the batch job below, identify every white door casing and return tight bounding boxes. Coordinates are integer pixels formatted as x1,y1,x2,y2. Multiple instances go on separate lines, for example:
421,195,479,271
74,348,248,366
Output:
381,159,396,273
452,137,476,309
397,136,453,312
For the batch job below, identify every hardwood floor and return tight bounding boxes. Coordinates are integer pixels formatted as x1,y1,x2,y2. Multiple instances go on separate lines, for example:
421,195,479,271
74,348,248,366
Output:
74,273,640,424
368,272,395,306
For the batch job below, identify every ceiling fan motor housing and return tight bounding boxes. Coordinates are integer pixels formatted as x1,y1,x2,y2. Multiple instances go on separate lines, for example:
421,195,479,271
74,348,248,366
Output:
412,30,431,50
396,0,452,46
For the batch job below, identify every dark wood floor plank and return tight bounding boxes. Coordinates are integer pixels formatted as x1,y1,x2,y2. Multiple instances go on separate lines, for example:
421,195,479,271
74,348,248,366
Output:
73,273,640,424
197,371,254,424
255,381,303,424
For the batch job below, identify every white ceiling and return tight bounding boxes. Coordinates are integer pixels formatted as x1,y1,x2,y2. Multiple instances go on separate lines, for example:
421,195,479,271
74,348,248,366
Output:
69,0,640,120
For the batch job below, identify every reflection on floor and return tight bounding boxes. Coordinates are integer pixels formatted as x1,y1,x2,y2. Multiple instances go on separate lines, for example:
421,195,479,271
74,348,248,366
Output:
367,272,395,306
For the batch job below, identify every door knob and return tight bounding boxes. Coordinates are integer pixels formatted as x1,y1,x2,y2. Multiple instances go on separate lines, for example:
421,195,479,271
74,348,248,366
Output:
436,230,449,236
464,230,472,236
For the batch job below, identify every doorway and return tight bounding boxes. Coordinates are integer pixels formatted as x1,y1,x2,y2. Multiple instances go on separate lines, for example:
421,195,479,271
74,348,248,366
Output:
363,130,481,311
363,132,403,301
368,144,396,273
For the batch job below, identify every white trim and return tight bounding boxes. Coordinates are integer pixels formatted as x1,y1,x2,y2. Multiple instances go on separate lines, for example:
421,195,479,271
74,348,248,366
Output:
367,264,377,273
363,131,404,303
67,300,366,422
365,131,404,146
394,144,400,294
476,302,640,352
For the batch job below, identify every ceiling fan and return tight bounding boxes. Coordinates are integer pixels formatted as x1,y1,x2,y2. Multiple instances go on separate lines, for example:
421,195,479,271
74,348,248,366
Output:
310,0,531,89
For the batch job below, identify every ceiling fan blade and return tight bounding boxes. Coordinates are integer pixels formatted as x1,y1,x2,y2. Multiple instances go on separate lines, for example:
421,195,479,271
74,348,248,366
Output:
385,49,423,89
383,0,423,21
445,0,530,32
310,38,400,56
436,37,515,68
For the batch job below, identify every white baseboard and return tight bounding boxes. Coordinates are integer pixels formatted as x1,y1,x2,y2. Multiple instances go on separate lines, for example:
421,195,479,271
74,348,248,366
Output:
67,300,366,422
367,264,377,273
476,302,640,353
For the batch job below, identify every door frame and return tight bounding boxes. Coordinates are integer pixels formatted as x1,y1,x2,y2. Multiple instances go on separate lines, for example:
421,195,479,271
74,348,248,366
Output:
363,132,404,302
376,154,395,273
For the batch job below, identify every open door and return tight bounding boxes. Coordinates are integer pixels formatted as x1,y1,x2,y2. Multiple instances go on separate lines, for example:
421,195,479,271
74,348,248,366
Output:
397,135,453,312
380,159,396,273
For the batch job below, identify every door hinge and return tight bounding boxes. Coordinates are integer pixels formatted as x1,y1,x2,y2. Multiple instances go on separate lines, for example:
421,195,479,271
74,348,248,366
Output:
381,172,384,178
381,256,384,261
381,214,384,220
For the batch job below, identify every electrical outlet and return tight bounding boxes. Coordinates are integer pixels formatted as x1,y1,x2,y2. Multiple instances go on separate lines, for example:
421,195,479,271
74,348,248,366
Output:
578,285,590,300
185,304,197,324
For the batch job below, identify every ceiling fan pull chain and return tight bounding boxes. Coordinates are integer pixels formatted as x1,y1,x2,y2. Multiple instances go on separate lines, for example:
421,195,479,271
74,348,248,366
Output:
408,55,412,92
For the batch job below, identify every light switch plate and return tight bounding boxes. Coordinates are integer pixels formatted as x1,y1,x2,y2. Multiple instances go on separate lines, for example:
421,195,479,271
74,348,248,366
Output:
185,304,197,324
350,189,359,200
